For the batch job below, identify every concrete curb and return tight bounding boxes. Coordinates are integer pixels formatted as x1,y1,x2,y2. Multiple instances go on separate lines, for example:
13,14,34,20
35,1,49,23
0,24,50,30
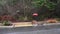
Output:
0,22,60,28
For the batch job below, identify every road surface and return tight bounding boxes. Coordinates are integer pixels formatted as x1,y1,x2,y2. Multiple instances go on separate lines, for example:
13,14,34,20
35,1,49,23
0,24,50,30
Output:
0,24,60,34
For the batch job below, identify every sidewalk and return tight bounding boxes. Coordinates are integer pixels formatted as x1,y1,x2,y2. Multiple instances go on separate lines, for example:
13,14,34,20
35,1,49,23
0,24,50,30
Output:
0,22,60,28
0,22,32,28
12,22,32,27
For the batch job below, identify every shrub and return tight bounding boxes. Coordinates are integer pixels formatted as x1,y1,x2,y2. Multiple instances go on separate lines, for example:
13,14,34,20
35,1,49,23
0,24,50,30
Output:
46,19,57,23
2,20,12,26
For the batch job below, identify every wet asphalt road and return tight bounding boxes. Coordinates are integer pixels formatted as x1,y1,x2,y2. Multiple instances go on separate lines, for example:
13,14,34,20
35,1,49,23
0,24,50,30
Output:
0,24,60,34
